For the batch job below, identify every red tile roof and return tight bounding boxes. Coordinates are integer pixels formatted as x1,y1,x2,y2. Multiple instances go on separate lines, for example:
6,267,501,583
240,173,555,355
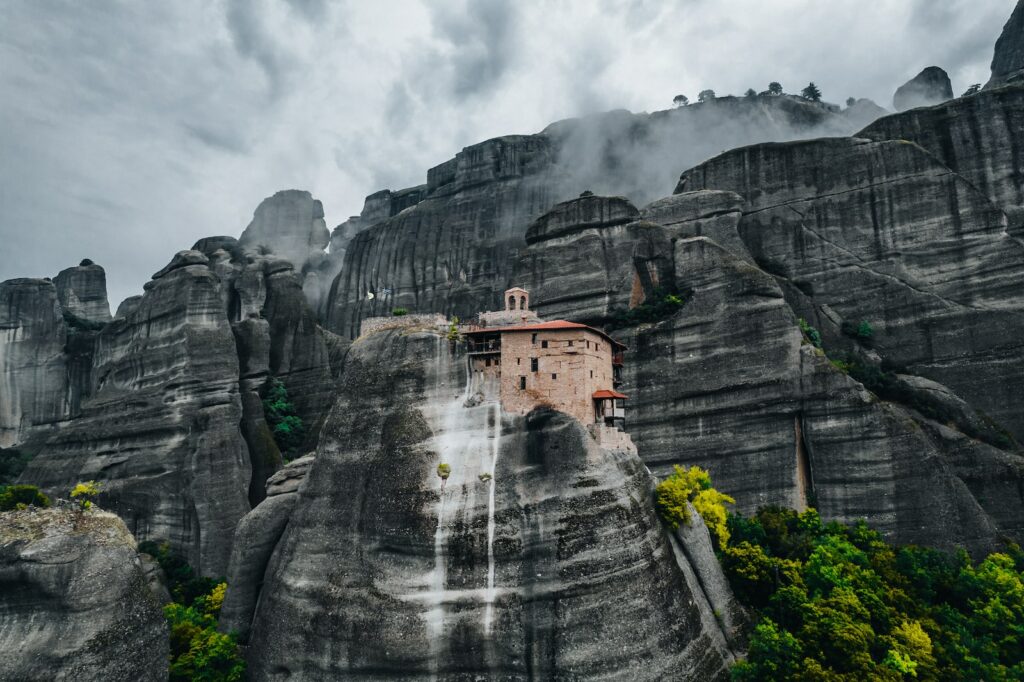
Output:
592,389,628,400
465,319,627,349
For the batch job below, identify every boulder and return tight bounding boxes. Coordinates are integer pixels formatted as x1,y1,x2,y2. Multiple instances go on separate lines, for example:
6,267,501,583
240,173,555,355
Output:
987,0,1024,88
892,66,954,111
0,505,168,680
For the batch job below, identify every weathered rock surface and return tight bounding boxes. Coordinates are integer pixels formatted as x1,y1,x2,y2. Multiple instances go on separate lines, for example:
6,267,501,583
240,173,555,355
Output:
859,83,1024,233
325,96,871,338
512,192,1020,554
0,505,168,681
19,259,252,576
677,136,1024,443
987,0,1024,88
54,261,112,323
0,279,70,448
525,193,639,244
892,66,954,111
232,329,739,679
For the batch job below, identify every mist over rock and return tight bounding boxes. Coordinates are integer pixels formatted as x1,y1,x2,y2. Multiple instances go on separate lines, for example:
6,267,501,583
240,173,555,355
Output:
325,96,874,338
54,261,112,323
231,328,740,680
987,0,1024,88
892,66,954,111
0,506,168,681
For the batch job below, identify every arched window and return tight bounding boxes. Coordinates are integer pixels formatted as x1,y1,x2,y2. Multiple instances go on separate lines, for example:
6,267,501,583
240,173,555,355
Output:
520,295,527,310
508,295,516,310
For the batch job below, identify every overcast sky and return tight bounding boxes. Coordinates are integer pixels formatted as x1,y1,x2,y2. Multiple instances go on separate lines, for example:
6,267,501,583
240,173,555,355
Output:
0,0,1014,307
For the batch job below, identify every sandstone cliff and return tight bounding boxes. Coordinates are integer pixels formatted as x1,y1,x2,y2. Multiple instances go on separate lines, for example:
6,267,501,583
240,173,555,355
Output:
0,505,168,681
225,328,740,680
987,0,1024,88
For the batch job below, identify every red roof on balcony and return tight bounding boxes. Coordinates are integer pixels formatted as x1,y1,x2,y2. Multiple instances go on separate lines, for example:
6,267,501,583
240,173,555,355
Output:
592,389,628,400
465,319,627,349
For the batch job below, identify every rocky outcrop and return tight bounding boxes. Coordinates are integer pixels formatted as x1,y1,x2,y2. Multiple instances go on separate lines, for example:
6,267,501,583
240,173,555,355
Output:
677,136,1024,443
525,192,639,244
0,279,70,448
859,84,1024,233
19,257,252,577
54,261,112,324
0,505,168,680
987,0,1024,88
232,329,739,679
841,98,889,129
325,97,870,339
512,192,1021,554
892,66,953,111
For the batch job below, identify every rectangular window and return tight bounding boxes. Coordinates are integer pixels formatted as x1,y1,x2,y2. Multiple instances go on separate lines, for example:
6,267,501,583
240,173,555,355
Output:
519,376,526,390
552,373,557,380
495,358,500,366
595,344,600,352
530,358,538,372
568,340,573,347
485,358,491,367
517,357,521,365
541,340,548,348
531,333,537,344
590,370,593,378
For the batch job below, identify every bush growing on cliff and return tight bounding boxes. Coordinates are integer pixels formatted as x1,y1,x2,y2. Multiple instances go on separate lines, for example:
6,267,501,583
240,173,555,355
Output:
0,447,33,485
70,480,100,509
0,484,50,511
392,307,409,316
608,288,685,329
261,378,306,461
655,465,735,547
797,318,822,349
725,506,1024,680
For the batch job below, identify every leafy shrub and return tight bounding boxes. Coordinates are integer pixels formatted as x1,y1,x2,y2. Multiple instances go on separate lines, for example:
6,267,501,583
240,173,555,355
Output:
140,541,244,680
841,319,874,345
0,484,50,511
70,480,100,509
447,317,460,342
261,378,306,461
392,307,409,316
797,318,822,349
655,465,735,547
437,463,451,480
725,506,1024,680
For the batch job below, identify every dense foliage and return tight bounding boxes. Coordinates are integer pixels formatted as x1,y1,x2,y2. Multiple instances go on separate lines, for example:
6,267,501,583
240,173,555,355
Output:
261,378,306,461
655,465,735,546
723,506,1024,681
70,480,100,509
0,484,50,511
139,540,245,681
0,447,33,485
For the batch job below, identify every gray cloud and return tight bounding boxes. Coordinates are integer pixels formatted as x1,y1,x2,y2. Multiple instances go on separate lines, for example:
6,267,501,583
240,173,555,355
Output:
0,0,1014,307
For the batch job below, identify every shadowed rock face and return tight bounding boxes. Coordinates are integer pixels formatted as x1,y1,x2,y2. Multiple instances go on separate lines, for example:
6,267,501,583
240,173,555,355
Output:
677,136,1024,443
19,261,252,576
324,98,872,339
859,84,1024,234
512,194,1022,554
0,506,168,681
54,262,112,323
988,0,1024,88
229,329,738,680
892,66,953,111
0,279,69,448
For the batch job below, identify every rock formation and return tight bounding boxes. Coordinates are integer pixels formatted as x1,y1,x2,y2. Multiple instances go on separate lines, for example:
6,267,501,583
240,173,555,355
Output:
228,328,740,680
324,96,874,338
19,254,252,576
54,260,112,324
0,505,168,681
1,280,67,448
859,84,1024,234
892,66,954,111
512,191,1022,555
987,0,1024,88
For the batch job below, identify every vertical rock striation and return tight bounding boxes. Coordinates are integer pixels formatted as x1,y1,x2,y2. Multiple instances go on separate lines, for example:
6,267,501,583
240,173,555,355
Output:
987,0,1024,88
230,328,739,680
53,261,112,324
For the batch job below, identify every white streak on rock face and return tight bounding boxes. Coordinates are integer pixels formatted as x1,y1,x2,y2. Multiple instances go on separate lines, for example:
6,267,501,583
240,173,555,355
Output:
418,337,503,673
484,399,502,634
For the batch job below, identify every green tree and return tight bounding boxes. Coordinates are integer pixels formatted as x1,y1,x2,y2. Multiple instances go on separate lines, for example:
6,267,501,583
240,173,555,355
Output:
673,94,689,107
262,378,306,461
698,89,717,103
846,97,857,107
745,88,758,99
70,480,100,509
962,83,981,97
655,465,735,546
768,82,783,96
801,82,822,102
0,484,50,511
